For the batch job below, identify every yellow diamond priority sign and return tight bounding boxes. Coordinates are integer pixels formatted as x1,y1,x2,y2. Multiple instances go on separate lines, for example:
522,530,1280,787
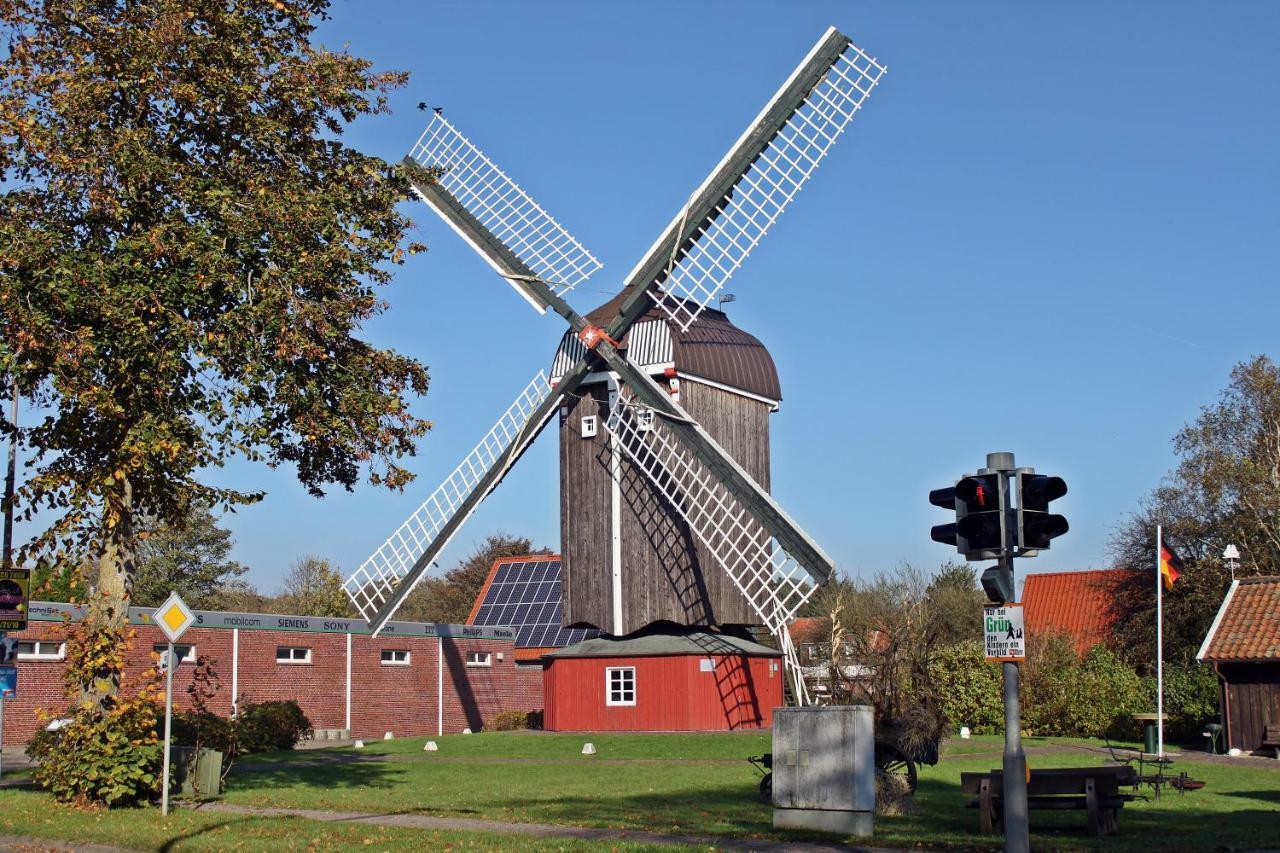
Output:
154,592,195,644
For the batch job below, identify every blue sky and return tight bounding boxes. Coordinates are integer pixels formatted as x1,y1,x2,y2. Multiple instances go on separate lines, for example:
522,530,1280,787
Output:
189,1,1279,595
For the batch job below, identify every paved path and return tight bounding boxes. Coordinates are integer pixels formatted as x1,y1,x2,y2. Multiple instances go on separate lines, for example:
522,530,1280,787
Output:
192,801,893,852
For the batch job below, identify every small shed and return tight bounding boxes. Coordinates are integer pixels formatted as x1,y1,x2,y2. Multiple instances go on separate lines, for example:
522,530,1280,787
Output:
542,624,783,732
1197,576,1280,754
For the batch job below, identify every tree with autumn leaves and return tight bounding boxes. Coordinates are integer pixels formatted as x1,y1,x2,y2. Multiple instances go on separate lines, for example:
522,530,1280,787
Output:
0,0,430,784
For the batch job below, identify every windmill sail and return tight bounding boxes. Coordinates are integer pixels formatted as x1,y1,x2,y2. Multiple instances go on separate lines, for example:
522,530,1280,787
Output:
406,112,603,309
602,397,821,702
623,27,886,330
344,371,557,632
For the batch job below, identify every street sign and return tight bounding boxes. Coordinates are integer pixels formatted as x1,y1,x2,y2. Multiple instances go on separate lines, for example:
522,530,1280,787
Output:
0,567,30,631
984,604,1025,662
153,592,195,644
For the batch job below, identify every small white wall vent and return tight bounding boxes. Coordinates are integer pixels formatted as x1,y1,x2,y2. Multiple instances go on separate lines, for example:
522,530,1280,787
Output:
580,415,598,438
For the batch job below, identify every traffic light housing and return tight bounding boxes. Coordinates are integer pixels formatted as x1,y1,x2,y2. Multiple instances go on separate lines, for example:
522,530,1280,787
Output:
930,473,1006,559
981,565,1014,603
956,473,1005,558
929,485,959,548
1016,473,1069,550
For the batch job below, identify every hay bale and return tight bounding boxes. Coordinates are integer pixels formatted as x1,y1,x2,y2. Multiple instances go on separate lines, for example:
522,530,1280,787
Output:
875,771,919,817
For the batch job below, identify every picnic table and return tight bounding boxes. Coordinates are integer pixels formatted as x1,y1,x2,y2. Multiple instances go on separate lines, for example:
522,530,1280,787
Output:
961,765,1138,838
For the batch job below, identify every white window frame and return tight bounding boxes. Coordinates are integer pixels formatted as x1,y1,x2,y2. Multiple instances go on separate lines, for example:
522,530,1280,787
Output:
153,644,196,664
17,640,66,661
276,646,312,664
605,666,636,707
465,651,491,667
380,649,411,666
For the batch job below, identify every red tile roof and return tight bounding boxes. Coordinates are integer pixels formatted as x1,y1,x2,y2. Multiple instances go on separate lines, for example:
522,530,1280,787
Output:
1022,569,1136,656
1198,577,1280,662
788,617,830,645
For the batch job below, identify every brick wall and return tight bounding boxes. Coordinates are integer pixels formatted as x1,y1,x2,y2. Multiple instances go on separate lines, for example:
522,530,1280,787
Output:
1,619,546,745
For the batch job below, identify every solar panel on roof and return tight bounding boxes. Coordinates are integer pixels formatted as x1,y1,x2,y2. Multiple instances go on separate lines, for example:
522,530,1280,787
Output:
470,558,599,649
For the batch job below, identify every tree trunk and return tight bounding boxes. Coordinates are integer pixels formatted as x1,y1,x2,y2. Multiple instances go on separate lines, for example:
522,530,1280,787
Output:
79,477,135,713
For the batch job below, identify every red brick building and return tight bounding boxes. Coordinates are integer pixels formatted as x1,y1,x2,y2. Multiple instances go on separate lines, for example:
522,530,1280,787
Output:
1,601,543,745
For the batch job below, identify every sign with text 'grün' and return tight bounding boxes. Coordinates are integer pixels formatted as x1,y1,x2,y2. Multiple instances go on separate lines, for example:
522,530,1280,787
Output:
984,604,1025,662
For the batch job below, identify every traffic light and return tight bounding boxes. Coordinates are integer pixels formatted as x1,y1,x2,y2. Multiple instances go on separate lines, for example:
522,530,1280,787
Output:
956,473,1005,557
1016,473,1069,550
929,485,959,548
930,473,1006,559
981,565,1014,603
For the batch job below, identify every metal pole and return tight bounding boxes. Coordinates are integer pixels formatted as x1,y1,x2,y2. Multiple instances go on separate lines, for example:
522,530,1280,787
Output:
1156,524,1164,757
1000,552,1029,853
3,375,16,567
987,453,1028,853
161,642,174,815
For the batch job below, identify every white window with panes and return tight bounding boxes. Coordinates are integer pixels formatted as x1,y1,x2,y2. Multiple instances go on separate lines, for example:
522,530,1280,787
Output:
465,651,491,667
605,666,636,706
276,646,311,664
152,644,196,664
17,640,65,661
380,649,410,666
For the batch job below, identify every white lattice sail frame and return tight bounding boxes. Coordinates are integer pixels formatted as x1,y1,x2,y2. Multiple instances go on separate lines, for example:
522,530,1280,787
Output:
408,112,603,299
646,35,887,331
602,398,819,703
344,371,553,620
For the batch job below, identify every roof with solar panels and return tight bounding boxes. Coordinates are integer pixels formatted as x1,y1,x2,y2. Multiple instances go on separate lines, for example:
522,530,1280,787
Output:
466,555,597,661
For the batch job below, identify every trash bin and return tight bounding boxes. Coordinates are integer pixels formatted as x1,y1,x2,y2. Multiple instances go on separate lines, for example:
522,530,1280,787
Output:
1143,724,1157,754
170,746,224,797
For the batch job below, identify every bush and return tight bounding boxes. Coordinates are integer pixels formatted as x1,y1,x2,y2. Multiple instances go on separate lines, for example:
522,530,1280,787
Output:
233,700,312,754
29,622,164,808
1026,644,1147,738
929,641,1003,734
490,709,540,731
1150,664,1220,743
171,710,236,759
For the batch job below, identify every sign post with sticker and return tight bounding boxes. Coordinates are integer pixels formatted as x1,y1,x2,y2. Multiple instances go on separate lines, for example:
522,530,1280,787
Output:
154,592,195,817
984,604,1026,662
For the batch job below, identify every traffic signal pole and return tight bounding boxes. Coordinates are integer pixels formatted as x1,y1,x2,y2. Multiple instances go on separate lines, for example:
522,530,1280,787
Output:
982,452,1028,853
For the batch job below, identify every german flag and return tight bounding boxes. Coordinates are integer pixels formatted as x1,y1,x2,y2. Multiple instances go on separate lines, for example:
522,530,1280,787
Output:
1159,543,1183,590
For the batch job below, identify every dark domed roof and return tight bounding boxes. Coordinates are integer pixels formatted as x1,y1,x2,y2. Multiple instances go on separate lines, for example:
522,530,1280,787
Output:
550,288,781,402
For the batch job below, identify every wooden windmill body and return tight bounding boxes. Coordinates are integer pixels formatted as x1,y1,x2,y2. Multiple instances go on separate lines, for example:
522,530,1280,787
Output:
553,293,780,634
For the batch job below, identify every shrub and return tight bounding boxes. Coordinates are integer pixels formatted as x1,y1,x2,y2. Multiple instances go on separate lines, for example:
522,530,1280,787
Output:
491,710,536,731
234,700,312,754
1151,664,1220,743
29,622,163,807
1031,645,1146,738
928,641,1003,734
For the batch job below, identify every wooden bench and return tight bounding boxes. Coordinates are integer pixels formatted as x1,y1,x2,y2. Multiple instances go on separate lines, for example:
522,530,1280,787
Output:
961,766,1138,837
1263,724,1280,758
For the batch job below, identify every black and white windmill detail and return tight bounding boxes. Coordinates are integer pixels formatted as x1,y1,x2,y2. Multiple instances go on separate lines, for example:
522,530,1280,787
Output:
344,27,886,702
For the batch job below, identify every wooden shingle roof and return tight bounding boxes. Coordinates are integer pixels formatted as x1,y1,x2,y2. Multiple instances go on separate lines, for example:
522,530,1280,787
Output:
550,287,782,403
1197,577,1280,662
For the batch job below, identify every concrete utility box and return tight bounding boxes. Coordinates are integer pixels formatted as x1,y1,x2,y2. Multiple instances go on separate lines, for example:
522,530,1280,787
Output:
771,704,874,836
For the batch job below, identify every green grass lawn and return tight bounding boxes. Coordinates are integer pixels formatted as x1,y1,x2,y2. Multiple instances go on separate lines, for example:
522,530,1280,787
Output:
0,732,1275,851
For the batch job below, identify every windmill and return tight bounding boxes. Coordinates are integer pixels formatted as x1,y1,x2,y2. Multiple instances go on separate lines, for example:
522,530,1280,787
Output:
343,26,886,702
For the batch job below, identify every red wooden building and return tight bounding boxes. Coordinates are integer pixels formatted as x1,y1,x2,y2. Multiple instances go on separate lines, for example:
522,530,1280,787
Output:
541,625,783,732
1197,576,1280,755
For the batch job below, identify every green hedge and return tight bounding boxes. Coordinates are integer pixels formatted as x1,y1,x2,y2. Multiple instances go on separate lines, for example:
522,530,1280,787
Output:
929,637,1218,742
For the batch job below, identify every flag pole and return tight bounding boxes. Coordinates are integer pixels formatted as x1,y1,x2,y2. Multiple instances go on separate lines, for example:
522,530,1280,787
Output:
1156,524,1164,757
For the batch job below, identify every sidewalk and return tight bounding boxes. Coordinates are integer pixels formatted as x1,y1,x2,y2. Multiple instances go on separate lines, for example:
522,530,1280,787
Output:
192,801,897,852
